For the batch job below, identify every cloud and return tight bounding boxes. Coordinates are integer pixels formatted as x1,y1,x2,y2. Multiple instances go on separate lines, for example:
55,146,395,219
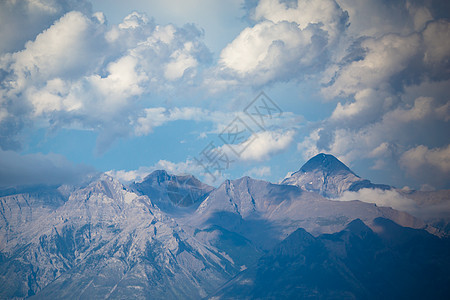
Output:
118,11,149,29
153,159,204,176
133,106,244,136
2,0,449,193
240,130,295,161
400,144,450,173
208,0,449,190
0,7,211,153
246,166,271,178
134,106,302,136
399,145,450,187
209,0,348,88
305,91,450,186
336,188,420,215
253,0,347,42
336,187,450,221
0,0,92,54
164,42,199,80
0,150,96,188
106,159,203,184
423,19,450,65
134,107,211,136
105,168,149,184
106,158,226,186
219,129,295,162
322,33,421,99
294,0,450,189
8,11,104,85
337,0,429,37
108,128,296,185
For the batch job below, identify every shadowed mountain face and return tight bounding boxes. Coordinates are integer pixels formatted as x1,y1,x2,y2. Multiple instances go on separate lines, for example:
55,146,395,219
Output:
0,160,449,299
300,152,355,174
213,218,450,299
282,153,391,198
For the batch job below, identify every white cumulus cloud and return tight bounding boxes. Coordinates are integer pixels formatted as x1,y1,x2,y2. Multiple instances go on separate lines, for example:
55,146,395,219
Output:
234,130,295,161
211,0,348,88
0,7,211,153
400,144,450,182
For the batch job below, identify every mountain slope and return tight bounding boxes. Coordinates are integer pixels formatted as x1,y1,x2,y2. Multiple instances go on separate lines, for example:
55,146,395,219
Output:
282,153,391,198
187,176,425,251
0,185,67,249
212,218,450,299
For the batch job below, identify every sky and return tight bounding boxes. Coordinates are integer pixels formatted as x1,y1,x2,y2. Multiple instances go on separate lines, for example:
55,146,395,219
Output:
0,0,449,190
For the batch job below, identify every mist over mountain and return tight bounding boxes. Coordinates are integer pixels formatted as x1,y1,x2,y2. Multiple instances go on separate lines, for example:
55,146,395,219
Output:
1,154,449,299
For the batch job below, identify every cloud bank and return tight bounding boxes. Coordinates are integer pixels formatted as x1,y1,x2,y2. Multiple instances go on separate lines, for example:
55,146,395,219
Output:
0,150,96,188
1,0,449,190
0,4,211,153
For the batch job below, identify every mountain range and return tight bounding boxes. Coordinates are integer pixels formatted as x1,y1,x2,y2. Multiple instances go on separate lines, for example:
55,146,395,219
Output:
1,153,449,299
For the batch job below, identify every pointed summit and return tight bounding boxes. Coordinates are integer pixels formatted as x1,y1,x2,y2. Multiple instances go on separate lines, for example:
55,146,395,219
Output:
345,218,374,237
144,169,171,184
297,153,356,176
282,153,390,198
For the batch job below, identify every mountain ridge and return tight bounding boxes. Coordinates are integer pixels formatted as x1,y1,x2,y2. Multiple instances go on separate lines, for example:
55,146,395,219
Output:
212,217,450,299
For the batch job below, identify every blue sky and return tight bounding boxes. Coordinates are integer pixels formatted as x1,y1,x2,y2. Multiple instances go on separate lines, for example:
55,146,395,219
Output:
0,0,449,190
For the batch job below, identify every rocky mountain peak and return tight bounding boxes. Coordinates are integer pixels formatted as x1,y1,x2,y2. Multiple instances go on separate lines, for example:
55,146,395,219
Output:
345,218,373,236
298,153,356,176
133,170,213,208
144,169,171,183
282,153,390,198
